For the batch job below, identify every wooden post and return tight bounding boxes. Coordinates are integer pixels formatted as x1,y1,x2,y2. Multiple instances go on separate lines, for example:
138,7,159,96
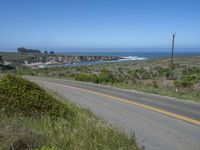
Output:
171,33,176,69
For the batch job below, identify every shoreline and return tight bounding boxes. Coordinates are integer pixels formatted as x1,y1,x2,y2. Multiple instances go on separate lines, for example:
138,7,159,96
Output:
25,56,148,68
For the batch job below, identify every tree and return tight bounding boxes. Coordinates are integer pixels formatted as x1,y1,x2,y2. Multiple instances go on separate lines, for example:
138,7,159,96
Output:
17,47,41,53
44,51,48,54
0,56,4,65
50,51,55,54
17,47,26,53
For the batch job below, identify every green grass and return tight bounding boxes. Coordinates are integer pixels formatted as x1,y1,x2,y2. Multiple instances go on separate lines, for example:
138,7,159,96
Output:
111,82,200,102
0,75,139,150
0,52,58,64
0,74,75,119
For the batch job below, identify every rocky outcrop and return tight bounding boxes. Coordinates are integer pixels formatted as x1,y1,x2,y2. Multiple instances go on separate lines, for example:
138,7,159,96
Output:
24,55,122,68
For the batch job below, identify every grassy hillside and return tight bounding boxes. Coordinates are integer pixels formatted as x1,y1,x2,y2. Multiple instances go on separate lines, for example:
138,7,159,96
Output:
0,52,59,63
0,75,139,150
0,52,42,63
17,56,200,102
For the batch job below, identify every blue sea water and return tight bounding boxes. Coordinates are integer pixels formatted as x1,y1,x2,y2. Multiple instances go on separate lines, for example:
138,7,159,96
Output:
59,52,200,60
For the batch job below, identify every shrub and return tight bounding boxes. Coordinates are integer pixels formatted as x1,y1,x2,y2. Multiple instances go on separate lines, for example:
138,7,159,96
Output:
182,75,199,84
153,80,159,88
75,74,98,83
0,64,15,71
0,125,45,150
155,67,173,79
129,68,151,80
0,74,74,119
90,74,99,83
98,69,114,83
174,80,193,88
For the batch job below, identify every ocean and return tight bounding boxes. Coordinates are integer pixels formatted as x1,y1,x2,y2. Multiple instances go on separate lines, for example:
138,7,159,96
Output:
59,52,200,60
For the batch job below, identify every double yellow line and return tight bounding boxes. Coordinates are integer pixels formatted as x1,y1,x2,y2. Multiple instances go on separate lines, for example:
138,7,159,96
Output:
40,80,200,126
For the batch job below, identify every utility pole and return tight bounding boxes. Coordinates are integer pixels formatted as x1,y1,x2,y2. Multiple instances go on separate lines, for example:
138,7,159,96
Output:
171,33,176,69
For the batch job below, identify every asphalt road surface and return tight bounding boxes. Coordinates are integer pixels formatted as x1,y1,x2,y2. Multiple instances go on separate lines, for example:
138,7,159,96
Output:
28,77,200,150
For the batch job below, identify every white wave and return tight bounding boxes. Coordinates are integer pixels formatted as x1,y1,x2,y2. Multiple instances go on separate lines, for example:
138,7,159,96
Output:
122,56,147,60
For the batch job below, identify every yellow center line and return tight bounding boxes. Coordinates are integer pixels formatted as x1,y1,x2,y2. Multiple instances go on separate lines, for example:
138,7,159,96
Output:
39,80,200,126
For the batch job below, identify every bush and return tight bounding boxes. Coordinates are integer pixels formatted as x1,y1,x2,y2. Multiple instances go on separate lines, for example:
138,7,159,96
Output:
153,80,159,88
128,68,151,80
75,69,116,84
182,75,199,84
0,124,46,150
0,74,74,119
98,69,114,83
174,80,193,88
0,64,15,71
75,74,98,83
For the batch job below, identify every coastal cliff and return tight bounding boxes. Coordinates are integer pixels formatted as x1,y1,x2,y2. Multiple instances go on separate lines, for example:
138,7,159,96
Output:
24,55,122,68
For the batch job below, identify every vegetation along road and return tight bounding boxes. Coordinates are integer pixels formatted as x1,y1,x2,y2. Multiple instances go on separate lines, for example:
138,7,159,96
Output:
28,76,200,150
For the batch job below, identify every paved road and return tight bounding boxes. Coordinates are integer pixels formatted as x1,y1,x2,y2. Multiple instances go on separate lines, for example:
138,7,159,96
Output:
28,77,200,150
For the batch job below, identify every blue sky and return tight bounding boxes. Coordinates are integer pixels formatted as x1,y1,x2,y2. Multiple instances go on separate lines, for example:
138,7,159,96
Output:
0,0,200,52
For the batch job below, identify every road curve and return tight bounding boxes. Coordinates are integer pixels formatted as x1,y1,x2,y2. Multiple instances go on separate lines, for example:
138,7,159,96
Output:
28,77,200,150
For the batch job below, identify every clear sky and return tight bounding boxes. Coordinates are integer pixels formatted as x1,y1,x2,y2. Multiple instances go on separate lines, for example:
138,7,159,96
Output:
0,0,200,52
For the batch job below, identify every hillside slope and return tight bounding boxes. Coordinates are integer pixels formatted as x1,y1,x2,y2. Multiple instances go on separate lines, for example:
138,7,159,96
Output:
0,75,139,150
